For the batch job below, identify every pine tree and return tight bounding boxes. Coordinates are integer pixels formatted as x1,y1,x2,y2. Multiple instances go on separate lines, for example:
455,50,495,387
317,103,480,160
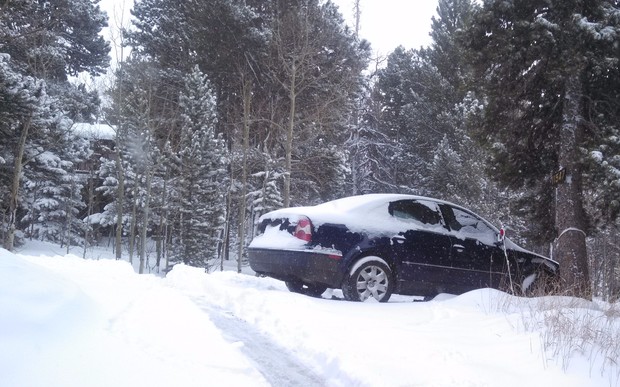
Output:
22,131,90,247
0,0,109,250
174,66,229,269
1,0,109,79
251,152,284,221
375,44,464,195
465,0,620,297
429,0,477,95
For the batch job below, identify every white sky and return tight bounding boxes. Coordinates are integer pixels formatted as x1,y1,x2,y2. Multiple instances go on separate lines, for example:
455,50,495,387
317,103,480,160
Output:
333,0,438,55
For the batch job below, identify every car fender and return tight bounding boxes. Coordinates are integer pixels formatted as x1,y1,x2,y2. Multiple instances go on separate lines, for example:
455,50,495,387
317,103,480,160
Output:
349,256,391,276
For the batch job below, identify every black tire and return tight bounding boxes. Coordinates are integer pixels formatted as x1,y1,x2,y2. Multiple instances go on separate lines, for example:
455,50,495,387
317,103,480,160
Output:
342,257,393,302
285,280,327,297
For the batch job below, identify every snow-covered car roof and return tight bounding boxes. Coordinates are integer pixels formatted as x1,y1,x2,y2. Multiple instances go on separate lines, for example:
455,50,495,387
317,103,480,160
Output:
260,194,413,221
260,194,473,236
261,194,474,224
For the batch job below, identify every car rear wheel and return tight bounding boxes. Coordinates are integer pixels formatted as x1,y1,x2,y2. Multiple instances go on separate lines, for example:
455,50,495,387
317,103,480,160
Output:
343,257,393,302
285,280,327,297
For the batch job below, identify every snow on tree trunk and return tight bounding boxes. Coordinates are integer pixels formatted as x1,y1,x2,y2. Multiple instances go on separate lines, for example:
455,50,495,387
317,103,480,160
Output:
4,115,31,251
237,77,252,273
554,72,590,299
114,149,125,261
283,62,296,208
139,170,152,274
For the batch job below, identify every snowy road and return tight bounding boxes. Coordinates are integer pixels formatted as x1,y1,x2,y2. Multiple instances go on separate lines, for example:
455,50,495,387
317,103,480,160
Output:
193,299,325,387
3,243,619,387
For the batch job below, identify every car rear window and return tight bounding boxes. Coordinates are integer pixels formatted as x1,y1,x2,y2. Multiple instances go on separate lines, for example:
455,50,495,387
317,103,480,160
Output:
388,200,442,225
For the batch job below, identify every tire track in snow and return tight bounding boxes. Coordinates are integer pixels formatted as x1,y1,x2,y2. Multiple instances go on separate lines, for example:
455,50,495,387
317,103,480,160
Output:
192,299,325,387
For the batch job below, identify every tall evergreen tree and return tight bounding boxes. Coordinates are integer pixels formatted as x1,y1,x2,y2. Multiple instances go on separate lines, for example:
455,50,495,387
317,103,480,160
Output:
465,0,620,297
174,66,229,269
429,0,478,95
372,0,480,198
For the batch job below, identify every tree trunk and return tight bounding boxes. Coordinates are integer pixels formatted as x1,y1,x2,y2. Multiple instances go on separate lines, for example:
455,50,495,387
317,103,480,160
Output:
156,171,168,271
139,170,152,274
114,149,125,260
221,186,232,271
83,167,95,259
64,175,76,254
283,62,296,208
129,190,138,264
554,72,590,299
4,114,31,251
237,77,252,273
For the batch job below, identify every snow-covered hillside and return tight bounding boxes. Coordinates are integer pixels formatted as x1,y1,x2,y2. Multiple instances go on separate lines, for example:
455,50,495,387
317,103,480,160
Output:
1,242,618,387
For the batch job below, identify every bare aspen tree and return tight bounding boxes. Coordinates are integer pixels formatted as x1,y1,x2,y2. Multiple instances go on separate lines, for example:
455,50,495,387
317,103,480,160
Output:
107,0,131,261
237,74,252,273
271,3,359,206
83,166,95,259
272,7,318,207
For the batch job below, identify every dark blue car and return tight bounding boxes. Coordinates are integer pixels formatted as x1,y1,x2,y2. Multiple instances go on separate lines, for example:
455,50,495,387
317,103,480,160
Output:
248,194,559,302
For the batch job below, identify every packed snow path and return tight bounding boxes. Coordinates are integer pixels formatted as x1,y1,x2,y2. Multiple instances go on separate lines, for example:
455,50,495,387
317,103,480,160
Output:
193,300,325,386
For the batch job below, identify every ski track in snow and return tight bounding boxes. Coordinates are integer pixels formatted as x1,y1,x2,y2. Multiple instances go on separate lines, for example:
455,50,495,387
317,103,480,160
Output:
192,297,326,387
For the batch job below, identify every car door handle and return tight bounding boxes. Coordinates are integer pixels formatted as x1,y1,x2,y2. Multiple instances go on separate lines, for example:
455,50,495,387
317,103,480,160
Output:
392,236,406,244
452,244,465,251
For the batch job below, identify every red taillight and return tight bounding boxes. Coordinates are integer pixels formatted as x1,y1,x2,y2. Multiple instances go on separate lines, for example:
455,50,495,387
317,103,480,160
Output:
294,217,312,242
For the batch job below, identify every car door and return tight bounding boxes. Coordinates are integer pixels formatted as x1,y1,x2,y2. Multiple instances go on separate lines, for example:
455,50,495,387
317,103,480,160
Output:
440,204,507,292
387,199,453,294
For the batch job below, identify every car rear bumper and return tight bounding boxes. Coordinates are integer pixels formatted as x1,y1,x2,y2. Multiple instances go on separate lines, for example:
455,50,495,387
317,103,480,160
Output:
248,247,342,288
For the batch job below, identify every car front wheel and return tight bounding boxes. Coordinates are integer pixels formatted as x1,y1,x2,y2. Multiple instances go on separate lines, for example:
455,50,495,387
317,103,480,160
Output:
343,257,393,302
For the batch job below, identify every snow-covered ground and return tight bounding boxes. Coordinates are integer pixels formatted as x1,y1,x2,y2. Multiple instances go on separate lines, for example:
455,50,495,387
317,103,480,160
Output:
2,241,619,387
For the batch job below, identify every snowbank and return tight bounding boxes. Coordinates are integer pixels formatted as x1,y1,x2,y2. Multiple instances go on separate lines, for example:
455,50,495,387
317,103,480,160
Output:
1,242,618,386
0,247,268,387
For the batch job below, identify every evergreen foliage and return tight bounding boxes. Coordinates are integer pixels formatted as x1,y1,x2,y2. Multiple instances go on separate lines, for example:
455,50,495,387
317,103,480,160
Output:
0,0,109,79
464,0,620,296
173,66,229,269
0,0,109,250
465,0,620,234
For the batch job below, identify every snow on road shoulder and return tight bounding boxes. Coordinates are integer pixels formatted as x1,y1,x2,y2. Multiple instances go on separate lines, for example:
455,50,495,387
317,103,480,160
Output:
1,248,268,387
167,264,616,387
0,249,97,387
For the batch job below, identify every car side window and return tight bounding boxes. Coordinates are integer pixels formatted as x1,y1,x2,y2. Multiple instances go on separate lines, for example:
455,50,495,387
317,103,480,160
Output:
388,200,442,226
446,206,496,239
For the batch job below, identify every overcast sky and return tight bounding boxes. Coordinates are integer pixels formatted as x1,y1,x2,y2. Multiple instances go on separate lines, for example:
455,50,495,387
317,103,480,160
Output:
332,0,438,55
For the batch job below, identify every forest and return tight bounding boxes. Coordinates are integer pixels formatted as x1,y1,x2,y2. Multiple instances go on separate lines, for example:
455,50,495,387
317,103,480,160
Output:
1,0,619,300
